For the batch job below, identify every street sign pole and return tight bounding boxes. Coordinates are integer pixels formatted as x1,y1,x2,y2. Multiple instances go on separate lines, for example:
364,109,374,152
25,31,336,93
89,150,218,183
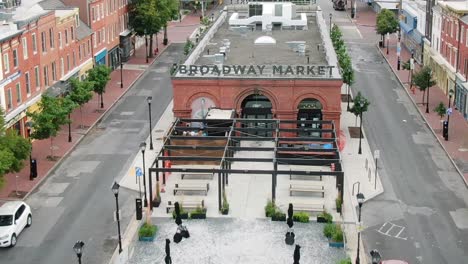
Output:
374,150,380,190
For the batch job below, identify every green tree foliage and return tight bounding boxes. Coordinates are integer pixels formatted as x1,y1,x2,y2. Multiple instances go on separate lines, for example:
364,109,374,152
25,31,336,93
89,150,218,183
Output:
68,78,93,127
330,24,355,87
86,65,111,108
27,95,73,159
129,0,164,55
376,9,399,47
184,38,194,55
412,66,436,104
156,0,179,45
0,108,32,188
350,91,371,127
434,102,447,119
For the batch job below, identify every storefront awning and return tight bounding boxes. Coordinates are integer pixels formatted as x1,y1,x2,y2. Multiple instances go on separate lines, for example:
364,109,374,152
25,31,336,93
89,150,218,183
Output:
399,21,414,34
119,29,132,37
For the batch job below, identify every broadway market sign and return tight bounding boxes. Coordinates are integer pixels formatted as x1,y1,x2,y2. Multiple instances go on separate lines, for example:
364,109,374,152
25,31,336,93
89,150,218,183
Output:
174,64,336,77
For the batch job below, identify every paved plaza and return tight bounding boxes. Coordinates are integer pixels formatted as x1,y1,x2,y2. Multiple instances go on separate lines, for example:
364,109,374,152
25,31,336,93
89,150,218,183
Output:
128,218,346,264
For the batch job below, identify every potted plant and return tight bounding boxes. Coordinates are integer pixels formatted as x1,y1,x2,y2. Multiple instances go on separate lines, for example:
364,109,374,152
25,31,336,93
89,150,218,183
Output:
271,210,286,221
139,206,157,242
265,199,276,217
172,205,189,219
292,212,310,223
335,196,342,214
190,206,207,219
317,210,333,223
329,224,344,248
152,182,161,207
221,192,229,215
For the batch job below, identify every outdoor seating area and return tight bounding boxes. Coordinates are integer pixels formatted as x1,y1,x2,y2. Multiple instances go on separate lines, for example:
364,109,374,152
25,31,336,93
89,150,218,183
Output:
148,118,344,218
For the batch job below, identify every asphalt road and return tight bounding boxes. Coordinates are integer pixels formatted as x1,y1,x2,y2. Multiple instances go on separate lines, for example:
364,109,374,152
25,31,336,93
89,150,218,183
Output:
0,44,184,264
318,1,468,263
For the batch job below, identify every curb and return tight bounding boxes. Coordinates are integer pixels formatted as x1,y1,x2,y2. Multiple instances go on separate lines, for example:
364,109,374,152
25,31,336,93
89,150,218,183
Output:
20,45,173,201
376,44,468,187
108,212,140,264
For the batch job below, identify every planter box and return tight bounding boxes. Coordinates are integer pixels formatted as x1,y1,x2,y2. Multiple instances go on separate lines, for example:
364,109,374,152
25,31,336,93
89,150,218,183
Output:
317,216,327,223
172,212,189,219
190,213,206,219
139,235,155,242
329,240,344,248
271,214,286,221
221,208,229,215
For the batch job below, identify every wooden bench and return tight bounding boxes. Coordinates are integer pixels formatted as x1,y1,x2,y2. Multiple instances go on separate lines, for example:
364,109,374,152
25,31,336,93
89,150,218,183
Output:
289,174,323,181
292,203,325,214
173,183,210,196
289,184,325,197
166,199,205,213
181,173,214,180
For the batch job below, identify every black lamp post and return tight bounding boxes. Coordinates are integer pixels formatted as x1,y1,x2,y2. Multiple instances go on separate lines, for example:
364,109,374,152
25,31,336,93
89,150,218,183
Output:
119,48,123,88
445,89,454,141
346,84,351,112
354,98,364,155
147,96,154,150
68,113,72,142
426,69,432,113
26,121,34,180
370,249,382,264
111,182,123,254
140,142,147,206
386,33,389,55
73,240,85,264
329,13,333,35
355,193,365,264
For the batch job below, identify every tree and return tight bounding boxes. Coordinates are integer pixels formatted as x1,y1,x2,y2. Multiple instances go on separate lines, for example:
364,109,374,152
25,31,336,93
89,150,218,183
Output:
434,102,447,119
27,95,73,160
157,0,179,45
376,9,399,48
350,92,370,154
0,108,31,189
86,65,111,109
412,66,436,105
129,0,164,57
68,78,93,127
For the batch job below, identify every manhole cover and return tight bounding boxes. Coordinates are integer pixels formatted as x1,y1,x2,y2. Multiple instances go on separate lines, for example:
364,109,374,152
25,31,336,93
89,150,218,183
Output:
348,127,364,139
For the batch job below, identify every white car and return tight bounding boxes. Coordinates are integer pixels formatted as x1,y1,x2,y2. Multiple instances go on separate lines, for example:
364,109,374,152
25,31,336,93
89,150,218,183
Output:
0,201,32,247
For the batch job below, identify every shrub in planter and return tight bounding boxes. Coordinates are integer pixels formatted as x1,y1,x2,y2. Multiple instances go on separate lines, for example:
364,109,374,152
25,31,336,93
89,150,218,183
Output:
190,206,207,219
331,224,344,243
138,223,157,242
292,212,310,223
335,196,342,213
323,223,336,238
338,257,352,264
265,199,276,217
271,211,286,221
317,211,333,223
172,206,189,219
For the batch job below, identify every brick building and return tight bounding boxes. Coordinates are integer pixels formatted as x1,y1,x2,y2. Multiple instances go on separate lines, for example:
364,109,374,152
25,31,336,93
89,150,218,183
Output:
171,3,342,135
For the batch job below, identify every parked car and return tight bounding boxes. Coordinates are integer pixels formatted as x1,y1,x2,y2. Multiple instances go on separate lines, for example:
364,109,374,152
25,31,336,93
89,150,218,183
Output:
0,201,32,247
333,0,346,11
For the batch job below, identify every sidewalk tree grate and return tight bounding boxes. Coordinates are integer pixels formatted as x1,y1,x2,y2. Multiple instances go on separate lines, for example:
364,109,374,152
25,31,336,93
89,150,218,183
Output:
8,191,27,198
341,94,353,103
348,127,364,139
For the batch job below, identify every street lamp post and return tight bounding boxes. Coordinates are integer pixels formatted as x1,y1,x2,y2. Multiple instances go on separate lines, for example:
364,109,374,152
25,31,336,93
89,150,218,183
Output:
355,193,365,264
140,142,147,206
73,240,85,264
426,69,432,113
445,89,454,141
111,182,123,254
26,121,34,180
370,249,382,264
119,48,123,88
147,96,154,150
68,113,72,142
329,13,333,35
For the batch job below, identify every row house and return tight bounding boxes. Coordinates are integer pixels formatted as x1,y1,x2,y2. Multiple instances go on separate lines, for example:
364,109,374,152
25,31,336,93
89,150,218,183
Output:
399,0,426,64
0,1,93,135
425,1,468,121
62,0,131,69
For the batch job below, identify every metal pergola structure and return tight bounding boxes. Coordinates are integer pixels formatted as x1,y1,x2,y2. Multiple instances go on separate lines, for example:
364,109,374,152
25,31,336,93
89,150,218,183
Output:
148,118,344,212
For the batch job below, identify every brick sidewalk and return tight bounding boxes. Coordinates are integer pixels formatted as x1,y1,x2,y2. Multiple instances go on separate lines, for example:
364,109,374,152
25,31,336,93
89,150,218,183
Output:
0,14,202,200
349,2,468,183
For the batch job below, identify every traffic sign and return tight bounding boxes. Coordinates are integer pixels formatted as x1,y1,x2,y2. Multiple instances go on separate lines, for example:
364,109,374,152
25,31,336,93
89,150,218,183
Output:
135,167,143,177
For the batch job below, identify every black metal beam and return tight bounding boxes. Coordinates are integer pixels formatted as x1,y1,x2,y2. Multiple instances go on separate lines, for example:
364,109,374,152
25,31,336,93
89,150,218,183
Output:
157,156,340,163
163,145,339,152
148,167,342,175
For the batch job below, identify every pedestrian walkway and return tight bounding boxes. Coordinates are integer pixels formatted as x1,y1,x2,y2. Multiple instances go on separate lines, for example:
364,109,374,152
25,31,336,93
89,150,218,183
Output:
348,2,468,184
0,14,202,200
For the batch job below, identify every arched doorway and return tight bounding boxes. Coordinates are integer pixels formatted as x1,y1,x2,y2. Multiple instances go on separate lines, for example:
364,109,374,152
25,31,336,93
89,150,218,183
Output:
297,98,322,137
241,94,273,137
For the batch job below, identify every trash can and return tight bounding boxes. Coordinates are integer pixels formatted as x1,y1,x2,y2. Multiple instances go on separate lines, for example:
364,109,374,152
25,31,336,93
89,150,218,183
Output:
379,41,383,47
31,159,38,179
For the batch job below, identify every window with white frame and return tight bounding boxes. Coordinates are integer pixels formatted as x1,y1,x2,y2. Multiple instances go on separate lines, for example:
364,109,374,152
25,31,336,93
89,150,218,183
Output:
16,83,21,103
71,27,74,41
34,66,40,89
13,49,18,68
3,53,9,73
65,29,68,45
60,57,64,76
52,61,56,81
22,37,28,59
25,72,30,94
41,31,47,52
32,33,37,53
49,28,54,48
7,89,12,109
43,65,49,86
79,45,82,60
58,32,62,48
